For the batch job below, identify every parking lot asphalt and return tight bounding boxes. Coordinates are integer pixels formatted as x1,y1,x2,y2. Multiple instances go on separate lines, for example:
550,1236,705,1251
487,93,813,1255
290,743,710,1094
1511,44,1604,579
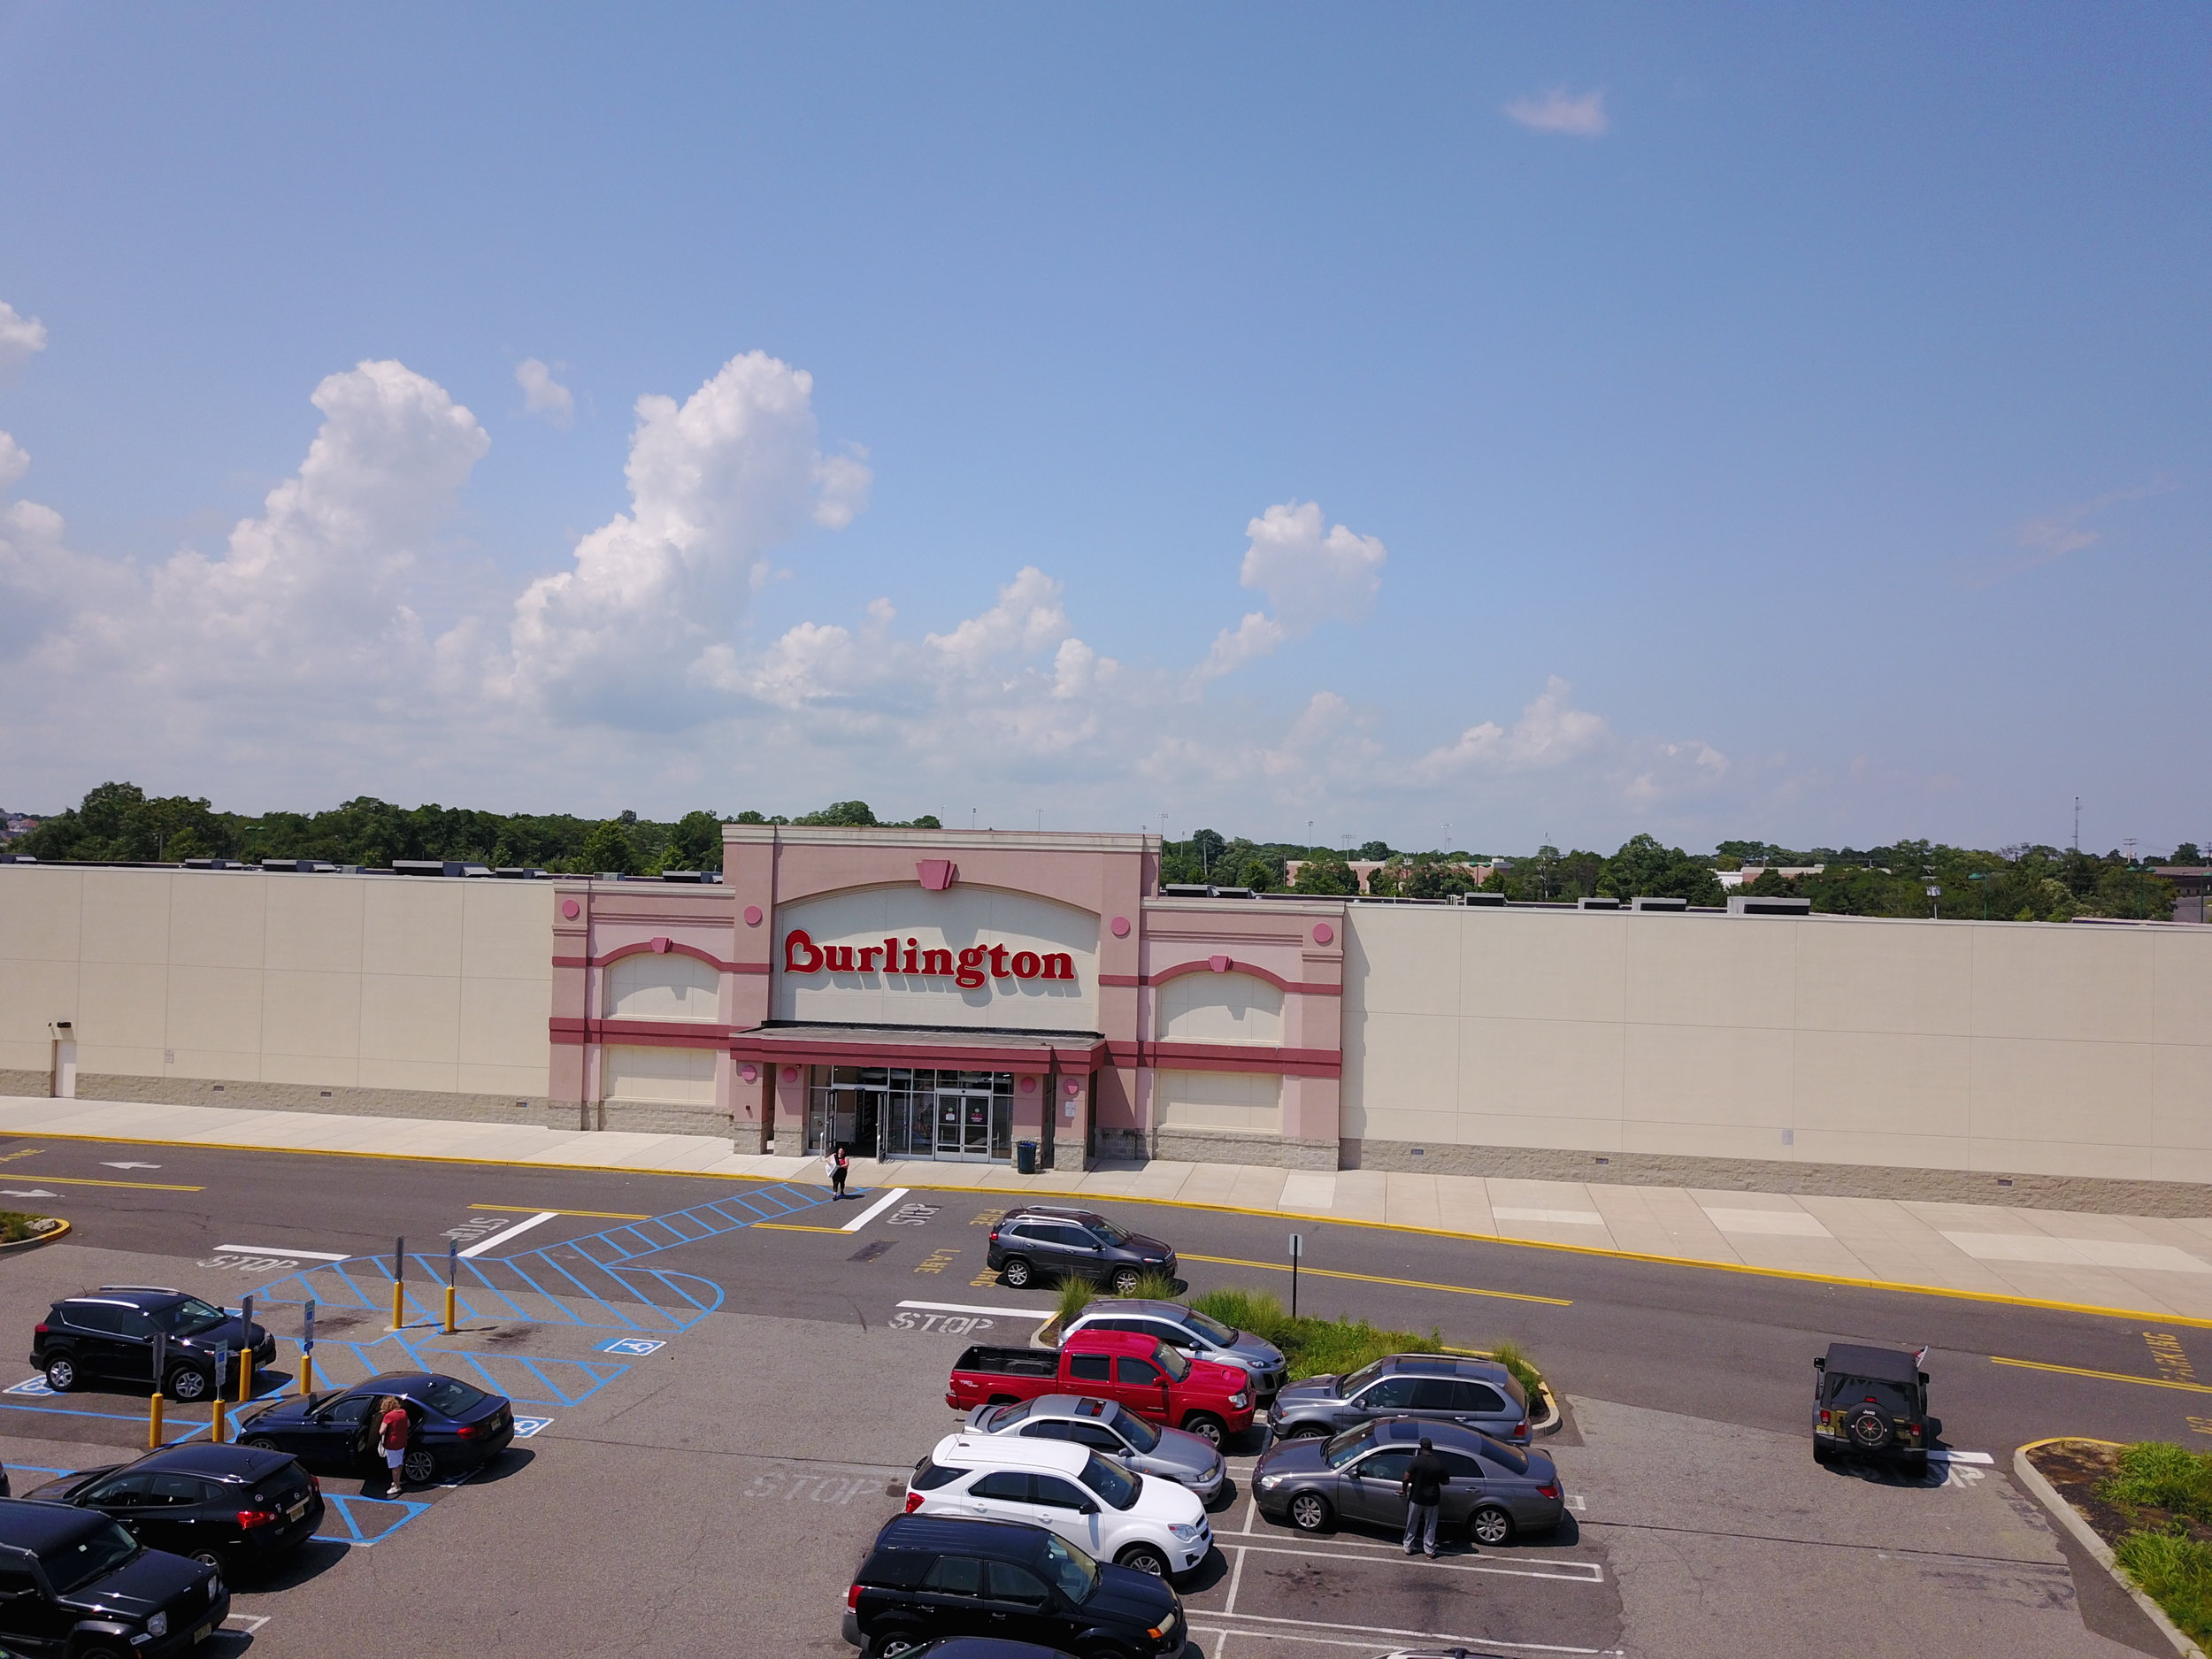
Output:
0,1131,2204,1655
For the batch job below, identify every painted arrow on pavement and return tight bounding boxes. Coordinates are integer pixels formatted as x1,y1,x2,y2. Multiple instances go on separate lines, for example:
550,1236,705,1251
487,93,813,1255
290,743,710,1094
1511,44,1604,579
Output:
100,1162,162,1171
0,1191,57,1200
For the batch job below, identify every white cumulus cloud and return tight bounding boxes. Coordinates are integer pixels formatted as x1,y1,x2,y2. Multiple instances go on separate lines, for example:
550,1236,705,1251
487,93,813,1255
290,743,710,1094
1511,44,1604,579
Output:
1195,501,1386,680
0,301,47,385
0,432,27,491
501,350,871,726
1504,88,1609,138
515,357,575,426
1416,677,1609,780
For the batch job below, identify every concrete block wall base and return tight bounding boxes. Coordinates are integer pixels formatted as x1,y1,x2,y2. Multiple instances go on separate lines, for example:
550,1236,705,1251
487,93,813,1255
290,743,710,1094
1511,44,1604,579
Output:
1340,1138,2212,1218
41,1072,550,1126
1152,1129,1339,1171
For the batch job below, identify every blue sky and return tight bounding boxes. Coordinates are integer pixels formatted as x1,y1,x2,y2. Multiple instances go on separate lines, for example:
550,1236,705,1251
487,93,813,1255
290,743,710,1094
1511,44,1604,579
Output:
0,4,2205,855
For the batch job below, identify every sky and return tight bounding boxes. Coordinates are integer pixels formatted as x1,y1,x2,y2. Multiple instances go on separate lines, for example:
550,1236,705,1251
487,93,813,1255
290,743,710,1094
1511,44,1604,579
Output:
0,4,2206,856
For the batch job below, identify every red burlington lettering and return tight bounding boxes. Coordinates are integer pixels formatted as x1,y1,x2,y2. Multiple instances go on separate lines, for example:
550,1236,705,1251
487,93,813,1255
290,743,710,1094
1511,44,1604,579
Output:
783,932,1078,988
783,929,823,973
825,945,856,972
885,937,901,973
902,939,918,975
956,946,988,989
988,944,1010,978
1010,950,1041,979
921,948,954,977
1041,953,1073,980
858,947,883,972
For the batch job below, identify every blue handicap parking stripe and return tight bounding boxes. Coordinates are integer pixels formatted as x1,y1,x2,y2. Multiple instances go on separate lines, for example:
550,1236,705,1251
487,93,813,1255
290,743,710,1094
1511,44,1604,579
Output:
319,1493,430,1545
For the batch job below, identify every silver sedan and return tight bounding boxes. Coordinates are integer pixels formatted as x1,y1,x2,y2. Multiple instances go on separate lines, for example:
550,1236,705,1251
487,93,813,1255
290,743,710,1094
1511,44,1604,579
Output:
962,1392,1228,1502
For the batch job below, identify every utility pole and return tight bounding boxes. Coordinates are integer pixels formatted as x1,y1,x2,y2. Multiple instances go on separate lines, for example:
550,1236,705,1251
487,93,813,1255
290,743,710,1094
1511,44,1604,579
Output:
2073,796,2080,852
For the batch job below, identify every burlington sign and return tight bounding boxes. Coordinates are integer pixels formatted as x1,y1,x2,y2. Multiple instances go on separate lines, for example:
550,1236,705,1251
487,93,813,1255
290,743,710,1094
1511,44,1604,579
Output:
781,929,1076,990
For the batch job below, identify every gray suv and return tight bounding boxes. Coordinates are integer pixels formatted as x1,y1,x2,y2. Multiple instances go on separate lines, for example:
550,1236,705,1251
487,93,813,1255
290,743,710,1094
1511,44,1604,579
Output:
987,1207,1178,1294
1265,1355,1529,1445
1058,1301,1288,1401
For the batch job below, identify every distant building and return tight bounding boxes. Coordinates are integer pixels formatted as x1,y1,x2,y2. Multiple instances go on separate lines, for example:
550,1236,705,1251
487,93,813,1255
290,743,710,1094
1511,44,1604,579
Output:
1717,864,1825,890
2155,866,2209,925
0,814,41,844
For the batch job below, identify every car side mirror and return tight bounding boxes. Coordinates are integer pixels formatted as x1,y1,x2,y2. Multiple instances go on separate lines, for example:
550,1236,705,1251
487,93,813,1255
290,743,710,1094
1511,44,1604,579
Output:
1812,1357,1825,1371
1918,1372,1930,1386
1078,1500,1099,1515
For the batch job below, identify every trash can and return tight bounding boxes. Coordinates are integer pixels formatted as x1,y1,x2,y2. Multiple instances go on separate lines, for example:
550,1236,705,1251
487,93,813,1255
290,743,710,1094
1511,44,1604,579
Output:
1016,1140,1038,1174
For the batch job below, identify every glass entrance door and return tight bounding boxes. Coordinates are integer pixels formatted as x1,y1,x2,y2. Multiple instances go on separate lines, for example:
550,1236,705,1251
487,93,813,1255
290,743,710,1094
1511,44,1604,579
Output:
933,1091,995,1162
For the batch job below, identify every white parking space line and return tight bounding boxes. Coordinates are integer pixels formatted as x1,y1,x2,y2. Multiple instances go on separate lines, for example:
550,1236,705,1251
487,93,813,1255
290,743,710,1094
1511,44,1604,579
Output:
840,1187,910,1233
215,1244,350,1261
1931,1449,1993,1464
1192,1609,1620,1654
1215,1537,1604,1583
895,1300,1055,1321
457,1211,558,1258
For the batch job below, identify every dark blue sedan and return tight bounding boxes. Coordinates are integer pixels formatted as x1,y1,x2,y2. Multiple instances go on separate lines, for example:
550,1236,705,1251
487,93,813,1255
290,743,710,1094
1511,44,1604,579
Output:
234,1370,514,1486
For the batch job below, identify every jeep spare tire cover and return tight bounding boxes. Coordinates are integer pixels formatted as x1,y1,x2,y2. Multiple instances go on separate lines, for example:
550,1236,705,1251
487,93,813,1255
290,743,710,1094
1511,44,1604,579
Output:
1847,1405,1893,1450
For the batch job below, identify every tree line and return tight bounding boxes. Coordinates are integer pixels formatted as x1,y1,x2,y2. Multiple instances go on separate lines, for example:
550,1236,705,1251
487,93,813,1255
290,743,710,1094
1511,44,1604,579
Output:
4,784,938,877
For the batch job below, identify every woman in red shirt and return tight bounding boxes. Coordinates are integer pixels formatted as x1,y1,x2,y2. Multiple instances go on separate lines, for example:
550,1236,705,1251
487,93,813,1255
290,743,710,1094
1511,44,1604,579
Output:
376,1395,412,1497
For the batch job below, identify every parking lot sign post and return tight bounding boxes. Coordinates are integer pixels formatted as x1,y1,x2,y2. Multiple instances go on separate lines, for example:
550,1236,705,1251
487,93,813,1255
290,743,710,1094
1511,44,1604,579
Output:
148,1333,167,1448
211,1343,228,1444
237,1295,255,1409
300,1299,316,1394
1289,1233,1303,1319
391,1236,405,1331
444,1237,458,1334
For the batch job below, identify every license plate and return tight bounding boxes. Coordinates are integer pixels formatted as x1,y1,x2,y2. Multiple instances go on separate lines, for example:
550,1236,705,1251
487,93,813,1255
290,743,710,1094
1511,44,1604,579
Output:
192,1622,212,1643
286,1499,308,1520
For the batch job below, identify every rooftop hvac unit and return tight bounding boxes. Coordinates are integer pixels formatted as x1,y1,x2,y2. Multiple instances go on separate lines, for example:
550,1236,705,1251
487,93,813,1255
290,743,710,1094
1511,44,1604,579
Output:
1161,883,1212,897
260,858,336,873
1729,895,1812,917
1209,886,1254,899
181,857,242,870
1577,895,1623,910
1455,891,1506,907
0,854,35,864
493,867,549,879
658,870,718,883
393,860,489,878
1631,895,1689,912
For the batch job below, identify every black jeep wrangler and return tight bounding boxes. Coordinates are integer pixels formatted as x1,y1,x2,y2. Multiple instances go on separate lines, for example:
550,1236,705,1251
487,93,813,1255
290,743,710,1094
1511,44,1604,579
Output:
1813,1342,1935,1474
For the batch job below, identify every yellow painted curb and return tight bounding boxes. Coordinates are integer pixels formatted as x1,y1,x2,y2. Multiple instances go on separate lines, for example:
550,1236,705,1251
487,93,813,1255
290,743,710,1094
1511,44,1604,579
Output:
16,1125,2212,1333
0,1217,69,1251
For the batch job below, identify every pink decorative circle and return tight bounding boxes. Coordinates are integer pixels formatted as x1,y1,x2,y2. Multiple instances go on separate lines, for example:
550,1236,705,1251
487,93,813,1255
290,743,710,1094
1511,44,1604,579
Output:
742,904,763,927
780,1065,799,1083
1065,1079,1082,1096
1312,922,1335,945
1110,915,1131,938
739,1064,758,1084
1020,1077,1036,1094
560,899,580,919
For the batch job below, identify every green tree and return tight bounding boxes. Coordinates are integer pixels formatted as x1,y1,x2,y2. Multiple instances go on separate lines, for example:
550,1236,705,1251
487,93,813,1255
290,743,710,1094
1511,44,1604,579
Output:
1237,858,1276,893
2172,843,2203,865
1356,840,1394,861
659,810,724,872
579,818,639,875
795,800,879,827
1291,856,1359,895
1598,834,1726,905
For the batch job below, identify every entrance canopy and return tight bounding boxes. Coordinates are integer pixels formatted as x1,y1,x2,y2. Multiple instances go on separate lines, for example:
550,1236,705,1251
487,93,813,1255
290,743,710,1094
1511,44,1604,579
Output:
731,1024,1107,1075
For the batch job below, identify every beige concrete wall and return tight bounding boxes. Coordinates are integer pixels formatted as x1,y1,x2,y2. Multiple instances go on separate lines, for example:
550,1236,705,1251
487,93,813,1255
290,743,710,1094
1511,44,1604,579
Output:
1343,906,2212,1186
0,866,553,1100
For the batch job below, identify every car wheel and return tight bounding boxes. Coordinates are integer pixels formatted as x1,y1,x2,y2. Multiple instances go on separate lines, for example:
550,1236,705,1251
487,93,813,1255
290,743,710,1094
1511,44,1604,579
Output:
1287,1491,1333,1532
1116,1541,1171,1577
1111,1266,1143,1295
1470,1503,1515,1547
1284,1423,1328,1440
188,1547,226,1571
72,1645,128,1659
42,1355,77,1393
869,1630,927,1657
166,1364,211,1402
1182,1412,1225,1447
403,1448,438,1485
1000,1256,1033,1288
243,1436,280,1453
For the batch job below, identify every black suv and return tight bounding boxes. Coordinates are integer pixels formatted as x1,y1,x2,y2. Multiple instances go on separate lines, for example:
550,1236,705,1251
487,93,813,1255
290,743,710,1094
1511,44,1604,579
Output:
25,1443,323,1576
844,1515,1185,1657
1813,1342,1935,1473
32,1287,276,1402
0,1496,230,1656
987,1209,1178,1294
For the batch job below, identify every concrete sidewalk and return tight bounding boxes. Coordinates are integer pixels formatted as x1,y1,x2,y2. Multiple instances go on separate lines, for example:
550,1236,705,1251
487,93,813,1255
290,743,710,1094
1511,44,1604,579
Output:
8,1092,2212,1322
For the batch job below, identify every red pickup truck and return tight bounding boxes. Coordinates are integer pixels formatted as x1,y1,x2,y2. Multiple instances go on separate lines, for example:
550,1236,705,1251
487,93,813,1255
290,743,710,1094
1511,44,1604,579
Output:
945,1329,1256,1446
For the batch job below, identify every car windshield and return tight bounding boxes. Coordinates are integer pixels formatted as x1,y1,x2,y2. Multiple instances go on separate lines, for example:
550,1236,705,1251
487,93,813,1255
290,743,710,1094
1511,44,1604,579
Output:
1179,1309,1237,1345
41,1519,141,1594
146,1297,227,1335
1338,1360,1385,1398
1081,1454,1140,1510
1106,1405,1159,1452
1827,1375,1914,1416
1322,1425,1378,1469
1041,1532,1100,1602
420,1377,490,1417
1088,1218,1132,1245
987,1400,1035,1430
1155,1345,1190,1382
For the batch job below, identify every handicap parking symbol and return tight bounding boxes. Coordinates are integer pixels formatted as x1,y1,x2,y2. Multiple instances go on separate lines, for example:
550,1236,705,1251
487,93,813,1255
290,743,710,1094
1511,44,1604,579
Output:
511,1417,555,1439
593,1337,666,1357
3,1379,57,1397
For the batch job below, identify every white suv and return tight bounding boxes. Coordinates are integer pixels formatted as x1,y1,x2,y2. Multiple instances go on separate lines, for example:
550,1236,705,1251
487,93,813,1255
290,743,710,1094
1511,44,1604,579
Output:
908,1432,1214,1580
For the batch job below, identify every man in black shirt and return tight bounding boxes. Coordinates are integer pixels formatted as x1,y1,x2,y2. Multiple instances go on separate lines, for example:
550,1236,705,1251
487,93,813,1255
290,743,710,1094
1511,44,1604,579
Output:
1400,1435,1449,1558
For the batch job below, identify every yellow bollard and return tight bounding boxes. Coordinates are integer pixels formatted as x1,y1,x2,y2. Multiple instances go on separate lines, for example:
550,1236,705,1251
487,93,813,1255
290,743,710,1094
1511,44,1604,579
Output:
237,1348,252,1409
443,1283,457,1335
147,1391,165,1450
210,1394,225,1446
297,1350,314,1395
390,1278,406,1333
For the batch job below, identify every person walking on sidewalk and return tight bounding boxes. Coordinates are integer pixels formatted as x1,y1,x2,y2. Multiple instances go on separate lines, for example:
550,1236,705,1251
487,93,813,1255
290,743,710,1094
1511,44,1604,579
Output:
1400,1435,1449,1558
376,1395,412,1498
828,1142,850,1200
